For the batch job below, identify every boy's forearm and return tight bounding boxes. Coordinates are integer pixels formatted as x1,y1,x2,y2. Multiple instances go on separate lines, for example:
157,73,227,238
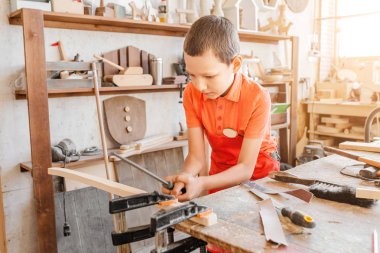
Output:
180,154,206,176
200,163,253,191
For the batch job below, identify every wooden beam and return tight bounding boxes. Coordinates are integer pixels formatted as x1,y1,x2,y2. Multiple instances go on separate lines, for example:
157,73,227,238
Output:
48,168,145,197
0,173,7,253
289,36,299,165
22,9,57,253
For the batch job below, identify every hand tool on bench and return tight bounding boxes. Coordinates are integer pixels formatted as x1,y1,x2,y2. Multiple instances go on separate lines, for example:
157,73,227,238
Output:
242,181,316,228
269,171,377,207
109,191,208,252
111,152,186,193
324,146,380,178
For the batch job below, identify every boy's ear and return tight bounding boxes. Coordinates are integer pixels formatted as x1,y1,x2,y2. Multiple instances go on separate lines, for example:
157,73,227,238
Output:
232,55,243,73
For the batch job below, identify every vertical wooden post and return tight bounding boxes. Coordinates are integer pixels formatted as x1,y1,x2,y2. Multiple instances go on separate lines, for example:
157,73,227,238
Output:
22,9,57,253
0,172,7,253
289,36,299,165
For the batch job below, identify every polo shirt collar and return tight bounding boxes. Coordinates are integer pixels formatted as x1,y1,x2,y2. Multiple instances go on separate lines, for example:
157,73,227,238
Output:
203,73,242,102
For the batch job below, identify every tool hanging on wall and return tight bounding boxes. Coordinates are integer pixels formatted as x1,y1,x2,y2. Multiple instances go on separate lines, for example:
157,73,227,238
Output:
269,171,377,207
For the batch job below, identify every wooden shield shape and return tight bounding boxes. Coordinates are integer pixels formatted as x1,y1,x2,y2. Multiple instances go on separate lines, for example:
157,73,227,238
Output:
103,95,146,145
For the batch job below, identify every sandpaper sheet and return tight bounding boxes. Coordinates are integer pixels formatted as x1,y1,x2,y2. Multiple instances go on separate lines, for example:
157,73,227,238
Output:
258,198,288,246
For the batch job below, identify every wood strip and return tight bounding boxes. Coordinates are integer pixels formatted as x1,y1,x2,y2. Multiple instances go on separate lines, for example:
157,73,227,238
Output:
289,36,298,166
22,9,57,253
48,167,145,197
103,50,119,76
140,50,149,74
0,173,6,253
9,10,289,43
127,46,141,67
55,190,82,252
119,47,127,70
339,141,380,153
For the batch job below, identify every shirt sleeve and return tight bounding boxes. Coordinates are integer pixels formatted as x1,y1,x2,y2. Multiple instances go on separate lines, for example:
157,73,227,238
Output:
183,84,202,128
244,89,271,139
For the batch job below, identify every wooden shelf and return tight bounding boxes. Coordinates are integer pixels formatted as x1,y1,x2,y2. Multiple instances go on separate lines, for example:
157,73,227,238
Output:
308,131,364,141
9,9,291,44
15,84,184,99
20,140,188,172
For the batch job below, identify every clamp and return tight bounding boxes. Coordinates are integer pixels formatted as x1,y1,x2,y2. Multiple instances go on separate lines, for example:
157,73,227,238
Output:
109,191,208,253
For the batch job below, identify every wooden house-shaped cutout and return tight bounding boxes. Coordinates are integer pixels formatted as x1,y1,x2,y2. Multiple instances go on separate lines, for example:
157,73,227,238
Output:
223,0,258,31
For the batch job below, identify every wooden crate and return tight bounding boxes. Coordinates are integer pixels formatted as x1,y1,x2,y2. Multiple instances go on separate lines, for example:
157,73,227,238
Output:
46,61,102,90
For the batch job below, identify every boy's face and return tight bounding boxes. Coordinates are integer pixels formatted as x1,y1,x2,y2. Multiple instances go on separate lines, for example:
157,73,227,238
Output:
184,50,241,99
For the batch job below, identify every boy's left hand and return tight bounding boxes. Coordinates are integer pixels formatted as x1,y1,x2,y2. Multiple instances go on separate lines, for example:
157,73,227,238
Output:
174,174,205,202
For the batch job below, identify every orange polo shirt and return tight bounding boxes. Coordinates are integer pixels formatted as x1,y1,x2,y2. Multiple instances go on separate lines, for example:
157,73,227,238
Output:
183,73,277,154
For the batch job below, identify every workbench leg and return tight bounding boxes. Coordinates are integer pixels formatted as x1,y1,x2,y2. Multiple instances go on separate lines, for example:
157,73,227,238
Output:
22,9,57,253
112,162,131,253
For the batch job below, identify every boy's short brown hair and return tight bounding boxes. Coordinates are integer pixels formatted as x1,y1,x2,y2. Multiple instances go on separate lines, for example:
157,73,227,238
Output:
184,15,240,65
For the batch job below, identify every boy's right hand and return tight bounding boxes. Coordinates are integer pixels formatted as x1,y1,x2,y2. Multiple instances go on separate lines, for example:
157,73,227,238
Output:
162,174,186,196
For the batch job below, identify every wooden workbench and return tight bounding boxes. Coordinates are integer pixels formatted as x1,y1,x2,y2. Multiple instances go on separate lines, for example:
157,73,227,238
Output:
175,153,380,253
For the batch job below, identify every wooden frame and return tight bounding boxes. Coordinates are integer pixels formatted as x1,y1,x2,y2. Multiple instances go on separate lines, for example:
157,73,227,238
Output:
11,8,299,252
21,9,57,252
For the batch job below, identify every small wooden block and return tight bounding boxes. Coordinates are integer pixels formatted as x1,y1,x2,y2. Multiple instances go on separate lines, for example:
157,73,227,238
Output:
321,117,349,124
190,212,217,226
317,125,341,134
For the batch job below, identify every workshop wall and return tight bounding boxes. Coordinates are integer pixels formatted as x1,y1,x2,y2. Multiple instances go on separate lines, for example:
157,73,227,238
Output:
0,0,315,252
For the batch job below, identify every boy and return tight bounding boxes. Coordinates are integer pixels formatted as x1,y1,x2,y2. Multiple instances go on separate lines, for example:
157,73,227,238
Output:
163,15,280,201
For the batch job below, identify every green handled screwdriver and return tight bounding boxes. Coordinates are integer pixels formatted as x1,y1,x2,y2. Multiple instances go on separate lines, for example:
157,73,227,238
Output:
248,185,316,229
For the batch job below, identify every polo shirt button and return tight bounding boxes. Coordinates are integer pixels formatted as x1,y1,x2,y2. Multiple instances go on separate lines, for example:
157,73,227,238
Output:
218,105,223,110
217,116,222,121
217,126,222,130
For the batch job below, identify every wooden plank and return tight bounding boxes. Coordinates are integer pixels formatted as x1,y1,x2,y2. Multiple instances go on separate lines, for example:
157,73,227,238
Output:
118,47,127,70
0,172,7,253
55,190,82,252
46,61,92,71
140,50,149,74
22,9,57,253
48,168,146,197
9,10,290,43
127,46,141,67
55,188,115,253
103,50,120,76
339,141,380,153
75,188,109,253
321,116,349,124
289,36,298,166
21,140,188,172
15,84,187,99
